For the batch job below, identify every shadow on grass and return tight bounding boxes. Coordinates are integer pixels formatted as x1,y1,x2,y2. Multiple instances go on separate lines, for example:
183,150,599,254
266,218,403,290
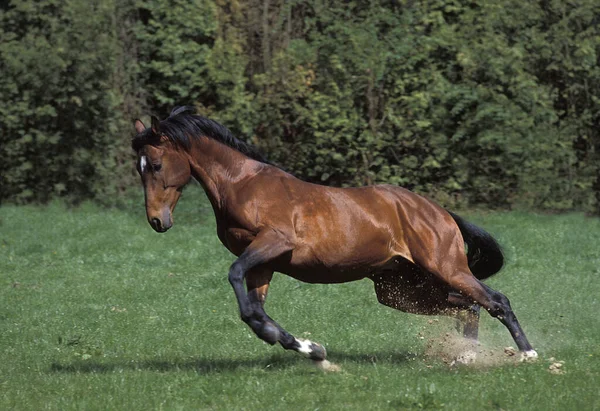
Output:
50,350,417,374
50,354,300,375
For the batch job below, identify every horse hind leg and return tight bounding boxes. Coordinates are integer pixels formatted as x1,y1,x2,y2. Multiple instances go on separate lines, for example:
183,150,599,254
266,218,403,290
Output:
372,268,483,364
449,292,480,341
372,262,477,322
448,292,481,364
372,266,480,333
478,281,538,361
415,251,537,361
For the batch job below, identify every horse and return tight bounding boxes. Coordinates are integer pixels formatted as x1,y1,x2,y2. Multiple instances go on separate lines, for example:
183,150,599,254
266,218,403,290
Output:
131,106,538,367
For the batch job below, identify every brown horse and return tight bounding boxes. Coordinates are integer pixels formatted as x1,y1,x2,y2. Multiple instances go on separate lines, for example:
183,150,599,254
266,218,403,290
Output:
132,107,537,366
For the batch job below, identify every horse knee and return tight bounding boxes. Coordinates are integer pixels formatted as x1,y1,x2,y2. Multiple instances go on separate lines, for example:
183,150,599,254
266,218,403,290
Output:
485,292,513,320
228,261,244,285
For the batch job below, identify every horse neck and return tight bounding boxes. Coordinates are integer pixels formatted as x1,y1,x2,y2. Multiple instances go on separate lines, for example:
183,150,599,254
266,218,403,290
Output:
187,136,262,213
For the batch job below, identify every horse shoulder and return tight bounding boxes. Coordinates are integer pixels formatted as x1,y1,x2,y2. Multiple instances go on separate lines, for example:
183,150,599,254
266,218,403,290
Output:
218,169,301,255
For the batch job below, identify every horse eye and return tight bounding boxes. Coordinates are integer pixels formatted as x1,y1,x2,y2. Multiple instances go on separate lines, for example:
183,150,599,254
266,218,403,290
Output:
152,163,162,172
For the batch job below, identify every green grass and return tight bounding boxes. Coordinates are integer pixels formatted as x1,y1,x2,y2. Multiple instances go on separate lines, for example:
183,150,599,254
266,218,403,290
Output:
1,188,599,410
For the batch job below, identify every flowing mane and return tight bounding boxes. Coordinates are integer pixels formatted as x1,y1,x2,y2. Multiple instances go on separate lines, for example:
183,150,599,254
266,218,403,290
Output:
132,106,270,164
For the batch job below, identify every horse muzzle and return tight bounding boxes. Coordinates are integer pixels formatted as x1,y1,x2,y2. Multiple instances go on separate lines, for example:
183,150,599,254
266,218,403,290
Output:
148,210,172,233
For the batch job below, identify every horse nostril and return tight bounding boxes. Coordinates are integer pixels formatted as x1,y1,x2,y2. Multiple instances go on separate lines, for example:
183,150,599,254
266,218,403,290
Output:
151,217,162,231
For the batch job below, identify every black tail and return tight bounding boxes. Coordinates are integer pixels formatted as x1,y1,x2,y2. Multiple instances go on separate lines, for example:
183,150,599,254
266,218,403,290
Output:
448,211,504,280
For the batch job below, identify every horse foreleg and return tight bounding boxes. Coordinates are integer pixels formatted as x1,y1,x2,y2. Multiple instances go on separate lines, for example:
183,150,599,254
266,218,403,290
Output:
245,268,327,361
228,231,327,362
243,268,280,344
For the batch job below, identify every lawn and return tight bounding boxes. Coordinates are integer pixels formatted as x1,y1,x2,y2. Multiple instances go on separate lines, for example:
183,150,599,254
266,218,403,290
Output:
1,187,599,410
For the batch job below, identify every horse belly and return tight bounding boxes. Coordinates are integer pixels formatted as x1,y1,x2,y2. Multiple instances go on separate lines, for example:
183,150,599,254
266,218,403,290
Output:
271,244,392,284
280,264,371,284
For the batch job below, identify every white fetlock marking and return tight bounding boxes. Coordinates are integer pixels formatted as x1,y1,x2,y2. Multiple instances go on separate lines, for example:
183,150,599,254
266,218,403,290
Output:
520,350,538,362
456,349,477,365
296,338,314,358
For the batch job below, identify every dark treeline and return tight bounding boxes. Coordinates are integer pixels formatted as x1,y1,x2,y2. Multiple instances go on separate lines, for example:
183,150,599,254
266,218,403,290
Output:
1,0,599,212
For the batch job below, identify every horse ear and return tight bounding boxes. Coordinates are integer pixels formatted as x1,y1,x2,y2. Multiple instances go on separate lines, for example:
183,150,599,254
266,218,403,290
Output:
134,119,146,134
151,116,161,135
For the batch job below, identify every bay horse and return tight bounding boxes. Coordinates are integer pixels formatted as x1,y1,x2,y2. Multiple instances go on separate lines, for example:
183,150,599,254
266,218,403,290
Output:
132,106,538,366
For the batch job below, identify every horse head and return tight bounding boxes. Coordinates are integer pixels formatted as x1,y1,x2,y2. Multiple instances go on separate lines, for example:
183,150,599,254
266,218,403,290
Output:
133,116,191,232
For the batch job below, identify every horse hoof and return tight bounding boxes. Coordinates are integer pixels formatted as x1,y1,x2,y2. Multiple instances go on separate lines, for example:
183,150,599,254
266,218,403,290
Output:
261,322,280,345
310,343,327,361
296,338,327,361
520,350,538,362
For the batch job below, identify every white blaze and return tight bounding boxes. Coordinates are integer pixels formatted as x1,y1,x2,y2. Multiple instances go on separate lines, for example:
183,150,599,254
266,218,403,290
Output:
140,156,148,173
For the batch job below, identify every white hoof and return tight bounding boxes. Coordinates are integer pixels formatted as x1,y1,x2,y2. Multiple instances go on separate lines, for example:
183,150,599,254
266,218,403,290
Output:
520,350,538,362
295,338,327,361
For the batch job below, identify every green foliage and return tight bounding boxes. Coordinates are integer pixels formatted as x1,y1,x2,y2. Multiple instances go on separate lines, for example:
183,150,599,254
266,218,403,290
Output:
1,0,599,212
242,0,600,211
0,0,134,204
135,0,218,115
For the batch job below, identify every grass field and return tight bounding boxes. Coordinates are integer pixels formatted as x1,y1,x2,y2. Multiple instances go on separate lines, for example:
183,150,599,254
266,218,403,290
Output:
1,187,599,410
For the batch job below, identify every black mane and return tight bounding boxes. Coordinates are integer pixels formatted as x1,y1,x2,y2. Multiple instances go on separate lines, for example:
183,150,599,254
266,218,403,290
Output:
132,106,270,164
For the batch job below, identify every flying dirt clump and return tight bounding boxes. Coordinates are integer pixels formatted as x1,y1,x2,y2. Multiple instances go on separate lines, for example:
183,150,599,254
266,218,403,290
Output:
548,358,566,375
